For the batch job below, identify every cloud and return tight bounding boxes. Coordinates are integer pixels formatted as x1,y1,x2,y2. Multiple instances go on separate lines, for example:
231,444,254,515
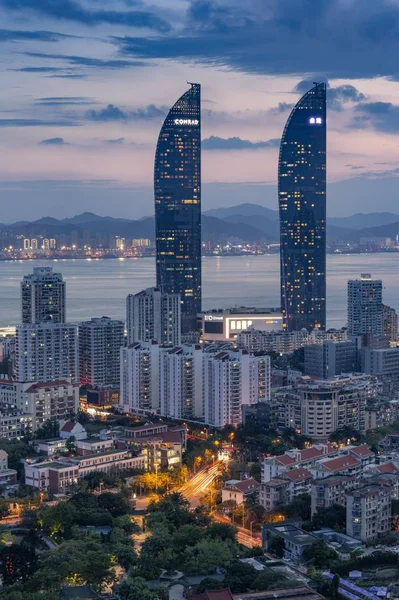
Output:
345,164,365,170
105,138,125,144
202,136,280,150
86,104,127,122
115,0,399,80
86,103,167,122
294,79,366,110
0,0,170,32
0,119,79,127
268,102,294,114
0,29,73,42
39,137,68,145
351,102,399,133
23,51,145,69
35,96,95,105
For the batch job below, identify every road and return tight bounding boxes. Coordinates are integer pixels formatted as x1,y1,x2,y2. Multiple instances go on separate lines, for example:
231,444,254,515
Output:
214,514,262,549
179,462,220,507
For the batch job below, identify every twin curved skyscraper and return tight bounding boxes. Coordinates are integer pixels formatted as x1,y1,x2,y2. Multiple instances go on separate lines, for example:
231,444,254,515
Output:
154,82,327,334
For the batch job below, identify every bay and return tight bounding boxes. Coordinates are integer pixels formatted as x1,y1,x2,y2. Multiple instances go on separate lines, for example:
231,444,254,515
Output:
0,254,398,328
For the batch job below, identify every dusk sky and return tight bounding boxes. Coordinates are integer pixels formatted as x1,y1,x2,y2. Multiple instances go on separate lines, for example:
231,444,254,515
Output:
1,0,399,221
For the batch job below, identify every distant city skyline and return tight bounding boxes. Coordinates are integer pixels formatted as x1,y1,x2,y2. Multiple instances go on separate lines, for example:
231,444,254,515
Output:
1,1,399,220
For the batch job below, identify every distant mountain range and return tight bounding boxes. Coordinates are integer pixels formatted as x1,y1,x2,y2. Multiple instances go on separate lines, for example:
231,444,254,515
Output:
2,204,399,244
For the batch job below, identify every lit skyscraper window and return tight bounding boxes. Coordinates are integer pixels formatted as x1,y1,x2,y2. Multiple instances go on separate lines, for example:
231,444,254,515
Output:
154,83,201,333
279,82,327,332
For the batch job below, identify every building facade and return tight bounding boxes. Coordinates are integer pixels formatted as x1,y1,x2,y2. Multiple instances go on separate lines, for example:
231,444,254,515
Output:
126,287,181,346
21,267,66,324
154,83,201,333
201,308,283,342
15,323,79,383
347,274,383,336
346,484,392,542
79,317,124,387
279,82,327,332
160,344,203,421
304,340,357,379
383,303,398,343
120,342,162,414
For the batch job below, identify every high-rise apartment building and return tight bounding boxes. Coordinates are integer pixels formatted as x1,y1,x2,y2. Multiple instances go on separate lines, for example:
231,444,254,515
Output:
346,484,392,542
347,274,383,336
279,82,327,332
154,83,201,333
120,344,270,426
383,303,398,342
79,317,124,387
304,340,357,379
126,287,181,346
15,323,79,383
203,350,270,428
21,267,66,324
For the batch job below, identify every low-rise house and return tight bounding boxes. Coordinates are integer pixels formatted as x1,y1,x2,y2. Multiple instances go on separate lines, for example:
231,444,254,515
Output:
281,467,313,498
0,410,33,440
25,449,146,493
60,421,87,441
345,444,375,468
0,450,17,486
259,478,290,511
35,438,67,457
262,520,317,559
75,437,114,456
222,478,260,505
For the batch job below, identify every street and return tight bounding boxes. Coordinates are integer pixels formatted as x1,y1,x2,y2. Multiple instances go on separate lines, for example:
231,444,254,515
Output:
179,462,220,507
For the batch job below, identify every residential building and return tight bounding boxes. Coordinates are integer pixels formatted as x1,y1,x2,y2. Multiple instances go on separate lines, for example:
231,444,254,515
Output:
241,401,279,431
281,467,313,498
311,475,358,516
18,380,79,430
383,303,398,342
126,287,181,346
120,342,162,413
304,340,357,379
155,83,201,333
15,323,79,383
79,317,124,387
309,454,361,479
262,521,317,558
347,274,383,336
60,421,87,440
237,328,347,355
221,478,260,505
86,386,119,408
21,266,66,324
75,438,114,456
0,411,33,439
346,484,392,542
259,478,290,511
160,344,203,420
203,350,270,428
25,449,146,493
362,347,399,375
0,450,17,485
279,82,326,332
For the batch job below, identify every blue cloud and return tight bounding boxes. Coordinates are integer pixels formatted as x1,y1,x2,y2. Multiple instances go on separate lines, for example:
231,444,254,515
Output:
202,136,280,150
0,119,79,127
36,96,95,105
115,0,399,80
23,52,145,69
40,137,68,145
105,138,125,144
0,29,73,42
87,104,127,122
351,102,399,133
0,0,170,32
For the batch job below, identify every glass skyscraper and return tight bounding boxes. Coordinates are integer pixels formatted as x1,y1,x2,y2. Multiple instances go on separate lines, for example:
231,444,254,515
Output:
279,82,327,332
154,83,201,333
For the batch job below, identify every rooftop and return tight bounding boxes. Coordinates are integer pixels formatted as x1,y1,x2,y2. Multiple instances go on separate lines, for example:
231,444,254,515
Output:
282,467,312,483
223,478,260,494
377,462,398,474
318,454,360,473
347,444,374,458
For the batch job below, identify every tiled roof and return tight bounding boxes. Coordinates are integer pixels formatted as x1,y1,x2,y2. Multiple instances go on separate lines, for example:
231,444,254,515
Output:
61,421,76,432
276,454,297,466
299,447,324,461
190,590,234,600
377,462,398,474
24,380,72,393
321,455,360,473
282,467,312,483
348,444,374,458
224,478,260,494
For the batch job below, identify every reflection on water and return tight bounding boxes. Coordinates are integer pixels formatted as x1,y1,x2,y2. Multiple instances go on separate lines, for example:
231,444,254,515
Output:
0,254,398,328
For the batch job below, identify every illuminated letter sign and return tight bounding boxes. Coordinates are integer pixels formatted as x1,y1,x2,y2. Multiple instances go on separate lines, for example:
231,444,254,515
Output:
309,117,323,125
174,119,199,126
204,315,224,322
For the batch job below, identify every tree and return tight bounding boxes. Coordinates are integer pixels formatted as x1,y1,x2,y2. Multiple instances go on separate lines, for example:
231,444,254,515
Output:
224,561,257,593
97,492,130,517
119,576,159,600
269,535,285,558
196,578,225,593
0,538,38,585
65,435,76,454
329,426,362,444
279,493,311,521
205,522,236,542
35,420,59,440
253,570,282,591
184,538,235,575
303,540,338,569
312,504,346,531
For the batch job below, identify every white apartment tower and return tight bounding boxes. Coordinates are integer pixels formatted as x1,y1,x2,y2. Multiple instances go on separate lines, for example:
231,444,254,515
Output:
203,350,271,428
79,317,124,387
160,345,203,420
120,342,162,413
347,274,383,336
15,323,79,383
126,287,181,345
21,267,66,324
